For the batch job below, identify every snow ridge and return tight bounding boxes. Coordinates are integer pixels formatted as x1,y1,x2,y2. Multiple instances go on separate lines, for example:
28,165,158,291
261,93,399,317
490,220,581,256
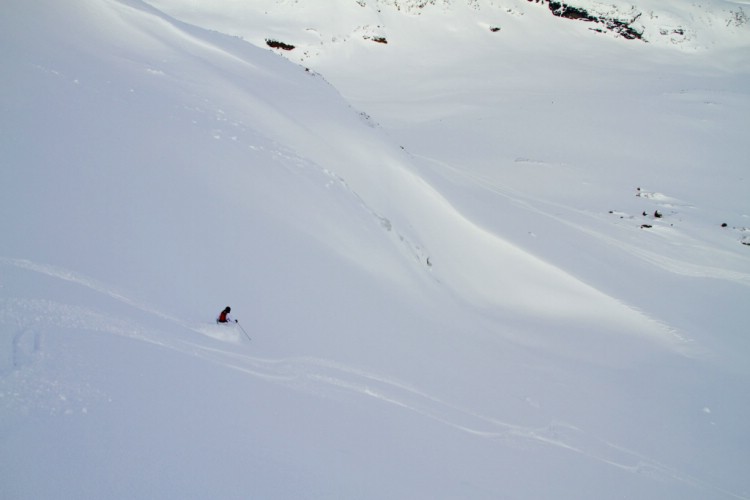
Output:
2,0,749,498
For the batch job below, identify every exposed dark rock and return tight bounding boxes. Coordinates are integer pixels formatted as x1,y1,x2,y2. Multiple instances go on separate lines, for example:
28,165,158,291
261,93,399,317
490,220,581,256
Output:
266,39,295,51
548,1,597,22
660,27,682,36
545,1,644,41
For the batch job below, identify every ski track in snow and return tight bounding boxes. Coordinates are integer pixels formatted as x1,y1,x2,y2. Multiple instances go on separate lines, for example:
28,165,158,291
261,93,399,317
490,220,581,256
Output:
174,343,749,500
2,256,746,500
0,257,185,326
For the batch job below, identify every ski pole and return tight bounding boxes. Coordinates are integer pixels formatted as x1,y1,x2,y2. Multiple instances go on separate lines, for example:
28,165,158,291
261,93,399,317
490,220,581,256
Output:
236,320,251,341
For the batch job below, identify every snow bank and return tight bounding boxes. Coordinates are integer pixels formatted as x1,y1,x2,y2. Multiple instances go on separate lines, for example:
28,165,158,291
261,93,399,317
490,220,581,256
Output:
2,0,749,498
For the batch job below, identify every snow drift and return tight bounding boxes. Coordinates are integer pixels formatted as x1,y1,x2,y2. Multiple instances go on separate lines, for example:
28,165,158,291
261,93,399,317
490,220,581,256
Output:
2,0,749,498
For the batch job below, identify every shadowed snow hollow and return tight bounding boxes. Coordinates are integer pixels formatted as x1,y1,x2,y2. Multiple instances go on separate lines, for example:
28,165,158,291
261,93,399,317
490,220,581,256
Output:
2,0,749,499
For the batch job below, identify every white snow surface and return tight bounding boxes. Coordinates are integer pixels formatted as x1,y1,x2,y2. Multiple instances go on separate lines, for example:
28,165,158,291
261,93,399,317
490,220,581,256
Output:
147,0,750,52
1,0,749,498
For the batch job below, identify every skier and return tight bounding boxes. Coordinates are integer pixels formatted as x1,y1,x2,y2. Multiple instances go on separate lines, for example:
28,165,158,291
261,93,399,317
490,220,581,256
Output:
216,306,251,341
217,306,234,324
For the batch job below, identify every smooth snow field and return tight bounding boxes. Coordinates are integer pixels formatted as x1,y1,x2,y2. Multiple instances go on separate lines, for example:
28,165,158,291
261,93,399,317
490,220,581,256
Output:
2,0,749,498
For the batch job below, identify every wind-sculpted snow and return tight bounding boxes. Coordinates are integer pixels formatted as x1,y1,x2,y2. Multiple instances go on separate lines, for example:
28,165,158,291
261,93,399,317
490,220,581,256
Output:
2,0,749,498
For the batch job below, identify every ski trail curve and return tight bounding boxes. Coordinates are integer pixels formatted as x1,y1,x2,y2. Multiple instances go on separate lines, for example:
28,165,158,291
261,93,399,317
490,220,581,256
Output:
182,343,748,500
0,257,185,324
2,256,745,499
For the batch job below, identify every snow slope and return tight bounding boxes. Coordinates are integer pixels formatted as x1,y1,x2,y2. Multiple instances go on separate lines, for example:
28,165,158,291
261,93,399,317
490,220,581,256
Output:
2,0,749,498
148,0,750,53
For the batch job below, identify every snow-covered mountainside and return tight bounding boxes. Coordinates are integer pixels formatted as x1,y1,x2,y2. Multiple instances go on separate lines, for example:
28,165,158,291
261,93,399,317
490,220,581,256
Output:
149,0,750,56
2,0,749,498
